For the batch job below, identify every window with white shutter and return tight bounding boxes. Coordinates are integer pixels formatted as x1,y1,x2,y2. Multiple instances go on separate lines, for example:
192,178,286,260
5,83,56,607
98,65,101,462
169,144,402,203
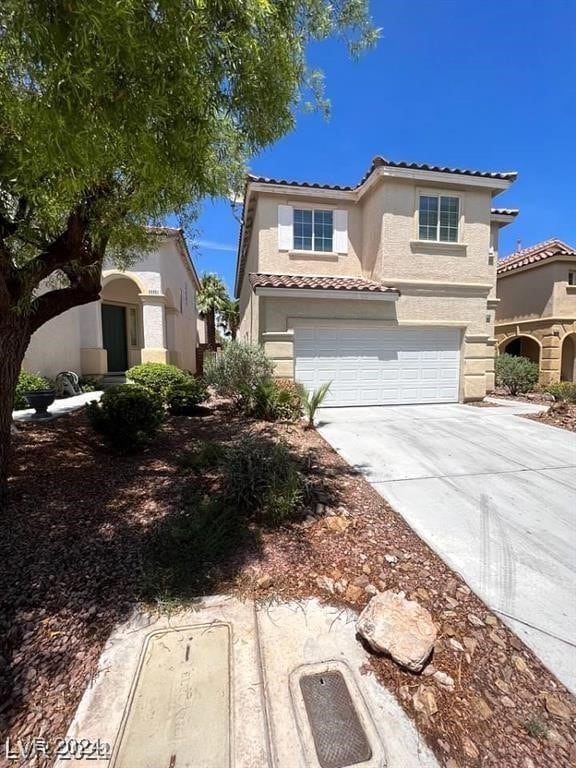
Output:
277,205,293,251
333,209,348,254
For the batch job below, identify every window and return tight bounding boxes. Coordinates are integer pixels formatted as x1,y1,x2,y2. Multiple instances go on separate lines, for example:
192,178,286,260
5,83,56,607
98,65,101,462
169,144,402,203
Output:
294,208,333,252
128,307,138,347
418,195,460,242
569,272,576,286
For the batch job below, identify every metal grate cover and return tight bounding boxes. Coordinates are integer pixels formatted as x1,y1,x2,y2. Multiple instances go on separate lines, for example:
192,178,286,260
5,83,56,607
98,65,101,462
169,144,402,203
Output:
299,671,372,768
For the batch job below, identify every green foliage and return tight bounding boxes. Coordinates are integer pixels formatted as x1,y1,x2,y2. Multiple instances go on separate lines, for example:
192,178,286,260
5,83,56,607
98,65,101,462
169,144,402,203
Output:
78,375,100,393
249,378,303,421
219,297,240,340
86,384,163,452
127,362,191,401
542,381,576,403
0,1,377,284
166,379,208,415
222,435,303,526
13,371,51,409
300,381,332,428
203,342,274,405
143,495,242,598
524,718,548,740
176,441,227,472
197,273,228,317
495,354,539,396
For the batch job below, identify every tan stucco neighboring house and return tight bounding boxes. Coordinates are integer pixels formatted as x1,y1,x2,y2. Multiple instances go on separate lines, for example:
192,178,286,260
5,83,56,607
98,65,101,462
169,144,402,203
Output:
235,155,517,405
496,238,576,384
24,227,202,379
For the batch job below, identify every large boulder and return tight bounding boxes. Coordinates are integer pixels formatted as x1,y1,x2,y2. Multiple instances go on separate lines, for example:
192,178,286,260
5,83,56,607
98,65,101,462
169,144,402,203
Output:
356,590,437,672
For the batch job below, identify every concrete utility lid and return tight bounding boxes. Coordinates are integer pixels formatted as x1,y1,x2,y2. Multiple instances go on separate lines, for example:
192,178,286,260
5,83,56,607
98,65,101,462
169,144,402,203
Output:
58,597,438,768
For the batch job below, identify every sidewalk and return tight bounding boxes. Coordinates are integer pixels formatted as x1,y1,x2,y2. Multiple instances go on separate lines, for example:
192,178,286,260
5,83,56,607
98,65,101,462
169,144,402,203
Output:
12,391,102,422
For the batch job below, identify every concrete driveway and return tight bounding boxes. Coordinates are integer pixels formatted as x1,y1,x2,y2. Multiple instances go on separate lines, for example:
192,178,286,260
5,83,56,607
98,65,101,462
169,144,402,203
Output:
317,400,576,694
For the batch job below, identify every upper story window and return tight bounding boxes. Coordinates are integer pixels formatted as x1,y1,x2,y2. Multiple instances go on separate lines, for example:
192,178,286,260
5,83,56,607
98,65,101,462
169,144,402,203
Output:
419,195,459,243
294,208,333,252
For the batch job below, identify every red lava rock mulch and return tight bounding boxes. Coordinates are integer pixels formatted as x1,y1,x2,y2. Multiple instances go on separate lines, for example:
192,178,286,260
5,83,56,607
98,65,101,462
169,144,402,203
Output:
523,403,576,433
1,406,575,768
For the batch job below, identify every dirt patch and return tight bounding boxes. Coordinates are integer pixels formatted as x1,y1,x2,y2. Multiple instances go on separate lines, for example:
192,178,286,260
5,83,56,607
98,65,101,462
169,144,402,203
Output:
523,402,576,433
1,406,575,768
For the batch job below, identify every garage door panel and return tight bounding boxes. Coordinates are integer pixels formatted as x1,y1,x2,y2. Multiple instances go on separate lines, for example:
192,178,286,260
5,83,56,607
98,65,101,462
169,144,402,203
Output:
294,326,461,406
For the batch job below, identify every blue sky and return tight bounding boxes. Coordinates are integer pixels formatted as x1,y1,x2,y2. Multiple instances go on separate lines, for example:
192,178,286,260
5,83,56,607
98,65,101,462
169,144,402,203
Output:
187,0,576,294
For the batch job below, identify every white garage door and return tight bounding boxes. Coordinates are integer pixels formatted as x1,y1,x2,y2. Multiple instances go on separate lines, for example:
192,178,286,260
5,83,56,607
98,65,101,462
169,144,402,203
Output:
294,326,461,406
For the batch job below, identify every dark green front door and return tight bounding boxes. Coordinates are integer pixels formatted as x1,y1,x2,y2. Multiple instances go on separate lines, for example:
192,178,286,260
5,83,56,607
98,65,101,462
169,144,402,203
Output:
102,304,128,372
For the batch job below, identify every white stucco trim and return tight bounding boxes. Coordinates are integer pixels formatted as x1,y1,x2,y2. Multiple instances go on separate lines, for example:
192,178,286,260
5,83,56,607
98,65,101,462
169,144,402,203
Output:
381,279,492,297
253,287,400,301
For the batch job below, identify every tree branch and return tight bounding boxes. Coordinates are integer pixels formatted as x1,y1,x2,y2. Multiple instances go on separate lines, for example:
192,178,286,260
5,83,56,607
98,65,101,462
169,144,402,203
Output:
29,278,102,333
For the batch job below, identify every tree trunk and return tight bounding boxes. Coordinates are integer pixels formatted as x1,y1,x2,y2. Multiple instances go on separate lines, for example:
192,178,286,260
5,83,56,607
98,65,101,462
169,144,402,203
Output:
206,309,216,350
0,316,31,508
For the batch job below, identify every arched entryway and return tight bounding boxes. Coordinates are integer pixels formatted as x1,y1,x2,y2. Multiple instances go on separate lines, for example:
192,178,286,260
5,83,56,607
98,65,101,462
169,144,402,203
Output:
100,275,144,372
500,335,541,366
561,334,576,382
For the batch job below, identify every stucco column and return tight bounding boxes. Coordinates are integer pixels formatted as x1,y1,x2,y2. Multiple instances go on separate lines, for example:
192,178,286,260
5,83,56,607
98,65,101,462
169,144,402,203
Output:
140,294,169,364
79,300,107,375
540,330,561,385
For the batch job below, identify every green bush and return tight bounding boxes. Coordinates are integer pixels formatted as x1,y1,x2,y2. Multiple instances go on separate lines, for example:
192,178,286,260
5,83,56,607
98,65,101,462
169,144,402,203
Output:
203,342,274,405
144,495,242,598
176,441,227,472
166,379,208,415
495,354,539,396
249,378,303,421
542,381,576,403
78,375,100,393
127,362,191,401
86,384,164,452
13,371,51,409
222,435,303,526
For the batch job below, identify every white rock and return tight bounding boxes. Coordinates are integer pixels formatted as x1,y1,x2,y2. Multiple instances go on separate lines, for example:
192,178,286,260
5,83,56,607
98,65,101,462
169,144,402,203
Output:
384,554,398,564
356,590,438,672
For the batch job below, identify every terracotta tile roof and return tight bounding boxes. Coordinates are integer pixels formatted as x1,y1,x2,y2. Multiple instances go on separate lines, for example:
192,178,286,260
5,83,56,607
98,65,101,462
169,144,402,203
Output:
249,156,517,191
491,208,519,216
497,238,576,274
250,273,398,294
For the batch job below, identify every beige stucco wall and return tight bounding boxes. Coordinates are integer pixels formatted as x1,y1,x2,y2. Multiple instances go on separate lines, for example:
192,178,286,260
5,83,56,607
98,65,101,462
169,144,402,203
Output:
237,174,505,400
259,295,493,400
23,237,199,379
497,260,576,322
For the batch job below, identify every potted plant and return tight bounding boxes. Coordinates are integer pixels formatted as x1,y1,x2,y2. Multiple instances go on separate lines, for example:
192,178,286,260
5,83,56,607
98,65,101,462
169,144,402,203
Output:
20,373,56,418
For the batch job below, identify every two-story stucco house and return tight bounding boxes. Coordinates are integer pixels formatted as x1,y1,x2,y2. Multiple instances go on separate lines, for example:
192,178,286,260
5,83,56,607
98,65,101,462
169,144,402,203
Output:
23,227,201,379
496,239,576,384
235,156,517,405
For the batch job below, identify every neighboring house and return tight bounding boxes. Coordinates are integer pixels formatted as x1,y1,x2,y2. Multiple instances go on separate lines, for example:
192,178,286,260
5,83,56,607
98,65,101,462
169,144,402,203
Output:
235,155,517,405
24,227,201,379
496,239,576,384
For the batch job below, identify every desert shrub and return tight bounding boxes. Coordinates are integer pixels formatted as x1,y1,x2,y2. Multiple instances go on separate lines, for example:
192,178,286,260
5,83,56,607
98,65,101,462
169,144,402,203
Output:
13,371,51,409
127,362,191,400
86,384,163,452
176,441,227,471
222,435,303,525
542,381,576,403
144,495,243,598
249,378,303,421
203,342,274,405
166,379,208,415
495,354,539,396
78,375,100,393
300,381,332,428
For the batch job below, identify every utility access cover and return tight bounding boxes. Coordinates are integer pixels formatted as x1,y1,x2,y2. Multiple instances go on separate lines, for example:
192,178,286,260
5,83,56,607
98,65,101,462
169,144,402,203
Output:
299,671,372,768
111,624,231,768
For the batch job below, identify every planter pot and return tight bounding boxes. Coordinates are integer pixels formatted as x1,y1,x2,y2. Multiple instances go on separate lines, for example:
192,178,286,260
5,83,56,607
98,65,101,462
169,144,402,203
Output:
24,390,56,419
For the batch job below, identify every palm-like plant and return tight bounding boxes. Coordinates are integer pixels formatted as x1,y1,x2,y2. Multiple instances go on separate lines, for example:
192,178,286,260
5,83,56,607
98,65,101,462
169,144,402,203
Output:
219,297,240,340
300,381,332,429
197,273,228,350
